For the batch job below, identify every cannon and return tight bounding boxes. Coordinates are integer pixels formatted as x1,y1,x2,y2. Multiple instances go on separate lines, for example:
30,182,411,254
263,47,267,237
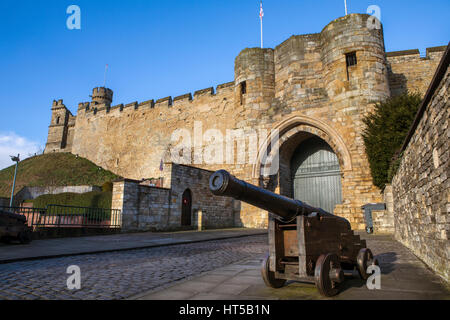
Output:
209,170,378,297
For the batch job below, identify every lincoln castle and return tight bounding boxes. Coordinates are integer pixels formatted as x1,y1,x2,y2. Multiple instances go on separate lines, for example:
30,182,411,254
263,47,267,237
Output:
44,14,446,232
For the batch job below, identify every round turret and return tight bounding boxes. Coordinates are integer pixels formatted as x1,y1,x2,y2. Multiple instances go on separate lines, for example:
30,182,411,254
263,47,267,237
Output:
91,87,113,106
321,14,390,105
234,48,275,109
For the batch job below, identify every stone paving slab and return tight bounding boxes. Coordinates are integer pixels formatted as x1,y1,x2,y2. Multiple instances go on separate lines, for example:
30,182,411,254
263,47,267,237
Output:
134,233,450,300
0,228,266,264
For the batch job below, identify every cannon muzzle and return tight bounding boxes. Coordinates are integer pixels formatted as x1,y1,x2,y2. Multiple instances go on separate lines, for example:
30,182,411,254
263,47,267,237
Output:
210,170,336,223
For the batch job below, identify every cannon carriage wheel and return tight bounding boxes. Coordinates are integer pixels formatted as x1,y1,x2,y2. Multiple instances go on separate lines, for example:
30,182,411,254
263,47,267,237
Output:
357,248,379,280
261,254,287,289
314,253,344,297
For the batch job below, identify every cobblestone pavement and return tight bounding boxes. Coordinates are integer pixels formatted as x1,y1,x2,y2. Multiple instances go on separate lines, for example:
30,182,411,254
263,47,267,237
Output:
0,235,268,300
136,233,450,300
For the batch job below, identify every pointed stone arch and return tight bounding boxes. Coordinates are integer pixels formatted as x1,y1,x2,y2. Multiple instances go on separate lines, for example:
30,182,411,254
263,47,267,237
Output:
252,115,353,184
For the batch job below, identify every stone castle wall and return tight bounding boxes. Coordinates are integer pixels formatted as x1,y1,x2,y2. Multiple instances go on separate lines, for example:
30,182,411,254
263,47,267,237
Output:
387,46,447,97
392,53,449,282
45,14,445,230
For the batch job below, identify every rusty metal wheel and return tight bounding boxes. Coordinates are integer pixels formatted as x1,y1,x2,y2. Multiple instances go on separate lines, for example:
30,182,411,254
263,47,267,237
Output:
314,253,344,297
261,254,286,289
357,248,379,280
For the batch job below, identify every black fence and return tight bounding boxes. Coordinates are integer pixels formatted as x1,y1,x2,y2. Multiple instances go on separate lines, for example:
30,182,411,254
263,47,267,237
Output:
0,205,122,229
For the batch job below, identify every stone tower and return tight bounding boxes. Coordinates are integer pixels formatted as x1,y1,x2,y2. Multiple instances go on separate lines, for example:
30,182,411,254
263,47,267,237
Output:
234,48,275,113
91,87,113,107
44,99,75,153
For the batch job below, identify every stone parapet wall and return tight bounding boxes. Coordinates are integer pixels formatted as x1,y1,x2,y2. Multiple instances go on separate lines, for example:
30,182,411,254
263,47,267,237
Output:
387,46,446,97
392,57,449,282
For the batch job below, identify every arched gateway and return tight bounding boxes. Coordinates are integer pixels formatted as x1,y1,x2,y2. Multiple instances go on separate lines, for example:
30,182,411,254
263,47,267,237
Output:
253,115,351,215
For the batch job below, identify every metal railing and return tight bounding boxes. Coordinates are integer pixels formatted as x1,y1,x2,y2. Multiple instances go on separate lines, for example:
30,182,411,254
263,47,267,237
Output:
0,205,122,229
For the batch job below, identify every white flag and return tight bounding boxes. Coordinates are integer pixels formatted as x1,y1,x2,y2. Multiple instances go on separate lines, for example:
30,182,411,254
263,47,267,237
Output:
260,1,264,19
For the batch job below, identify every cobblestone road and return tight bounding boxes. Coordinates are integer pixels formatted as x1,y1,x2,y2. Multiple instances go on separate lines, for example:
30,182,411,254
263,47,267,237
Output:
0,235,267,300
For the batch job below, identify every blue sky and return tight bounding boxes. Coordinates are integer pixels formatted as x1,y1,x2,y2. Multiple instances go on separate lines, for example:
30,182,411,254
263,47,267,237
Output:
0,0,448,169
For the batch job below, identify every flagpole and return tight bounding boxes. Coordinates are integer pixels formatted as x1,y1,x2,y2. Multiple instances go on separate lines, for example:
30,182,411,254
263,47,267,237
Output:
344,0,348,15
103,64,108,87
260,16,263,48
260,1,264,49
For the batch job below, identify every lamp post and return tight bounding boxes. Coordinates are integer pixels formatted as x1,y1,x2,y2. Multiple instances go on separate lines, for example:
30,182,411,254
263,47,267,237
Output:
9,154,20,207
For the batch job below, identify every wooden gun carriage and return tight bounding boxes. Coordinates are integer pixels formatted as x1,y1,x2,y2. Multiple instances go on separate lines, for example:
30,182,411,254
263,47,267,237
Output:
209,170,378,297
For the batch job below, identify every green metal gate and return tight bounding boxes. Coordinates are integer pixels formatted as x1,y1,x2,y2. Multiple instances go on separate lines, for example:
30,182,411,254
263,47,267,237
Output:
291,136,343,214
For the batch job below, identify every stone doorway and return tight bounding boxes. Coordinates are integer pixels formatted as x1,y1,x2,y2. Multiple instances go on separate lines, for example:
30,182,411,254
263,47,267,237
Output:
181,189,192,226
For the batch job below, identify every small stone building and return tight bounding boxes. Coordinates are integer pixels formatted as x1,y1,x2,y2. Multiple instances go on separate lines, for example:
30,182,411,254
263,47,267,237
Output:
112,163,237,231
44,14,446,231
392,44,449,283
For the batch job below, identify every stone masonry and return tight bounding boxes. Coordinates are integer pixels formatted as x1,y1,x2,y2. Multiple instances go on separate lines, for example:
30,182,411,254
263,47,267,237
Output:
371,185,395,234
112,163,236,231
45,14,446,230
392,46,449,283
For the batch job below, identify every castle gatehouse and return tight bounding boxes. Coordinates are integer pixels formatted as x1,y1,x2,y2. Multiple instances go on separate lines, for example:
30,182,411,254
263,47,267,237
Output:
44,14,446,231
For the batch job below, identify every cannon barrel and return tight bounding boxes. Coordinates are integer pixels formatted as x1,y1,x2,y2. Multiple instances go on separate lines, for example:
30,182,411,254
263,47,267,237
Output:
210,170,339,223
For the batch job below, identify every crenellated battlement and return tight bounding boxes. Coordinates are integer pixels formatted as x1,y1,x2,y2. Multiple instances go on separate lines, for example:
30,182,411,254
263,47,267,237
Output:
155,96,173,108
71,42,444,121
52,99,66,109
138,99,155,109
194,87,214,97
78,102,91,110
77,81,235,118
91,87,113,106
386,45,447,59
386,45,447,96
49,35,445,122
173,93,192,105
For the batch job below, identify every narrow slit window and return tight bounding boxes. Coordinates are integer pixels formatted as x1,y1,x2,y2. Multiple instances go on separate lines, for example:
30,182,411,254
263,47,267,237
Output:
346,52,357,67
240,81,247,95
240,81,247,105
346,52,357,80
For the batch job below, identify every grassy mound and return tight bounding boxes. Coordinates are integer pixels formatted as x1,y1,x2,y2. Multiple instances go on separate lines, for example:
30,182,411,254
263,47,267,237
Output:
0,153,120,197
